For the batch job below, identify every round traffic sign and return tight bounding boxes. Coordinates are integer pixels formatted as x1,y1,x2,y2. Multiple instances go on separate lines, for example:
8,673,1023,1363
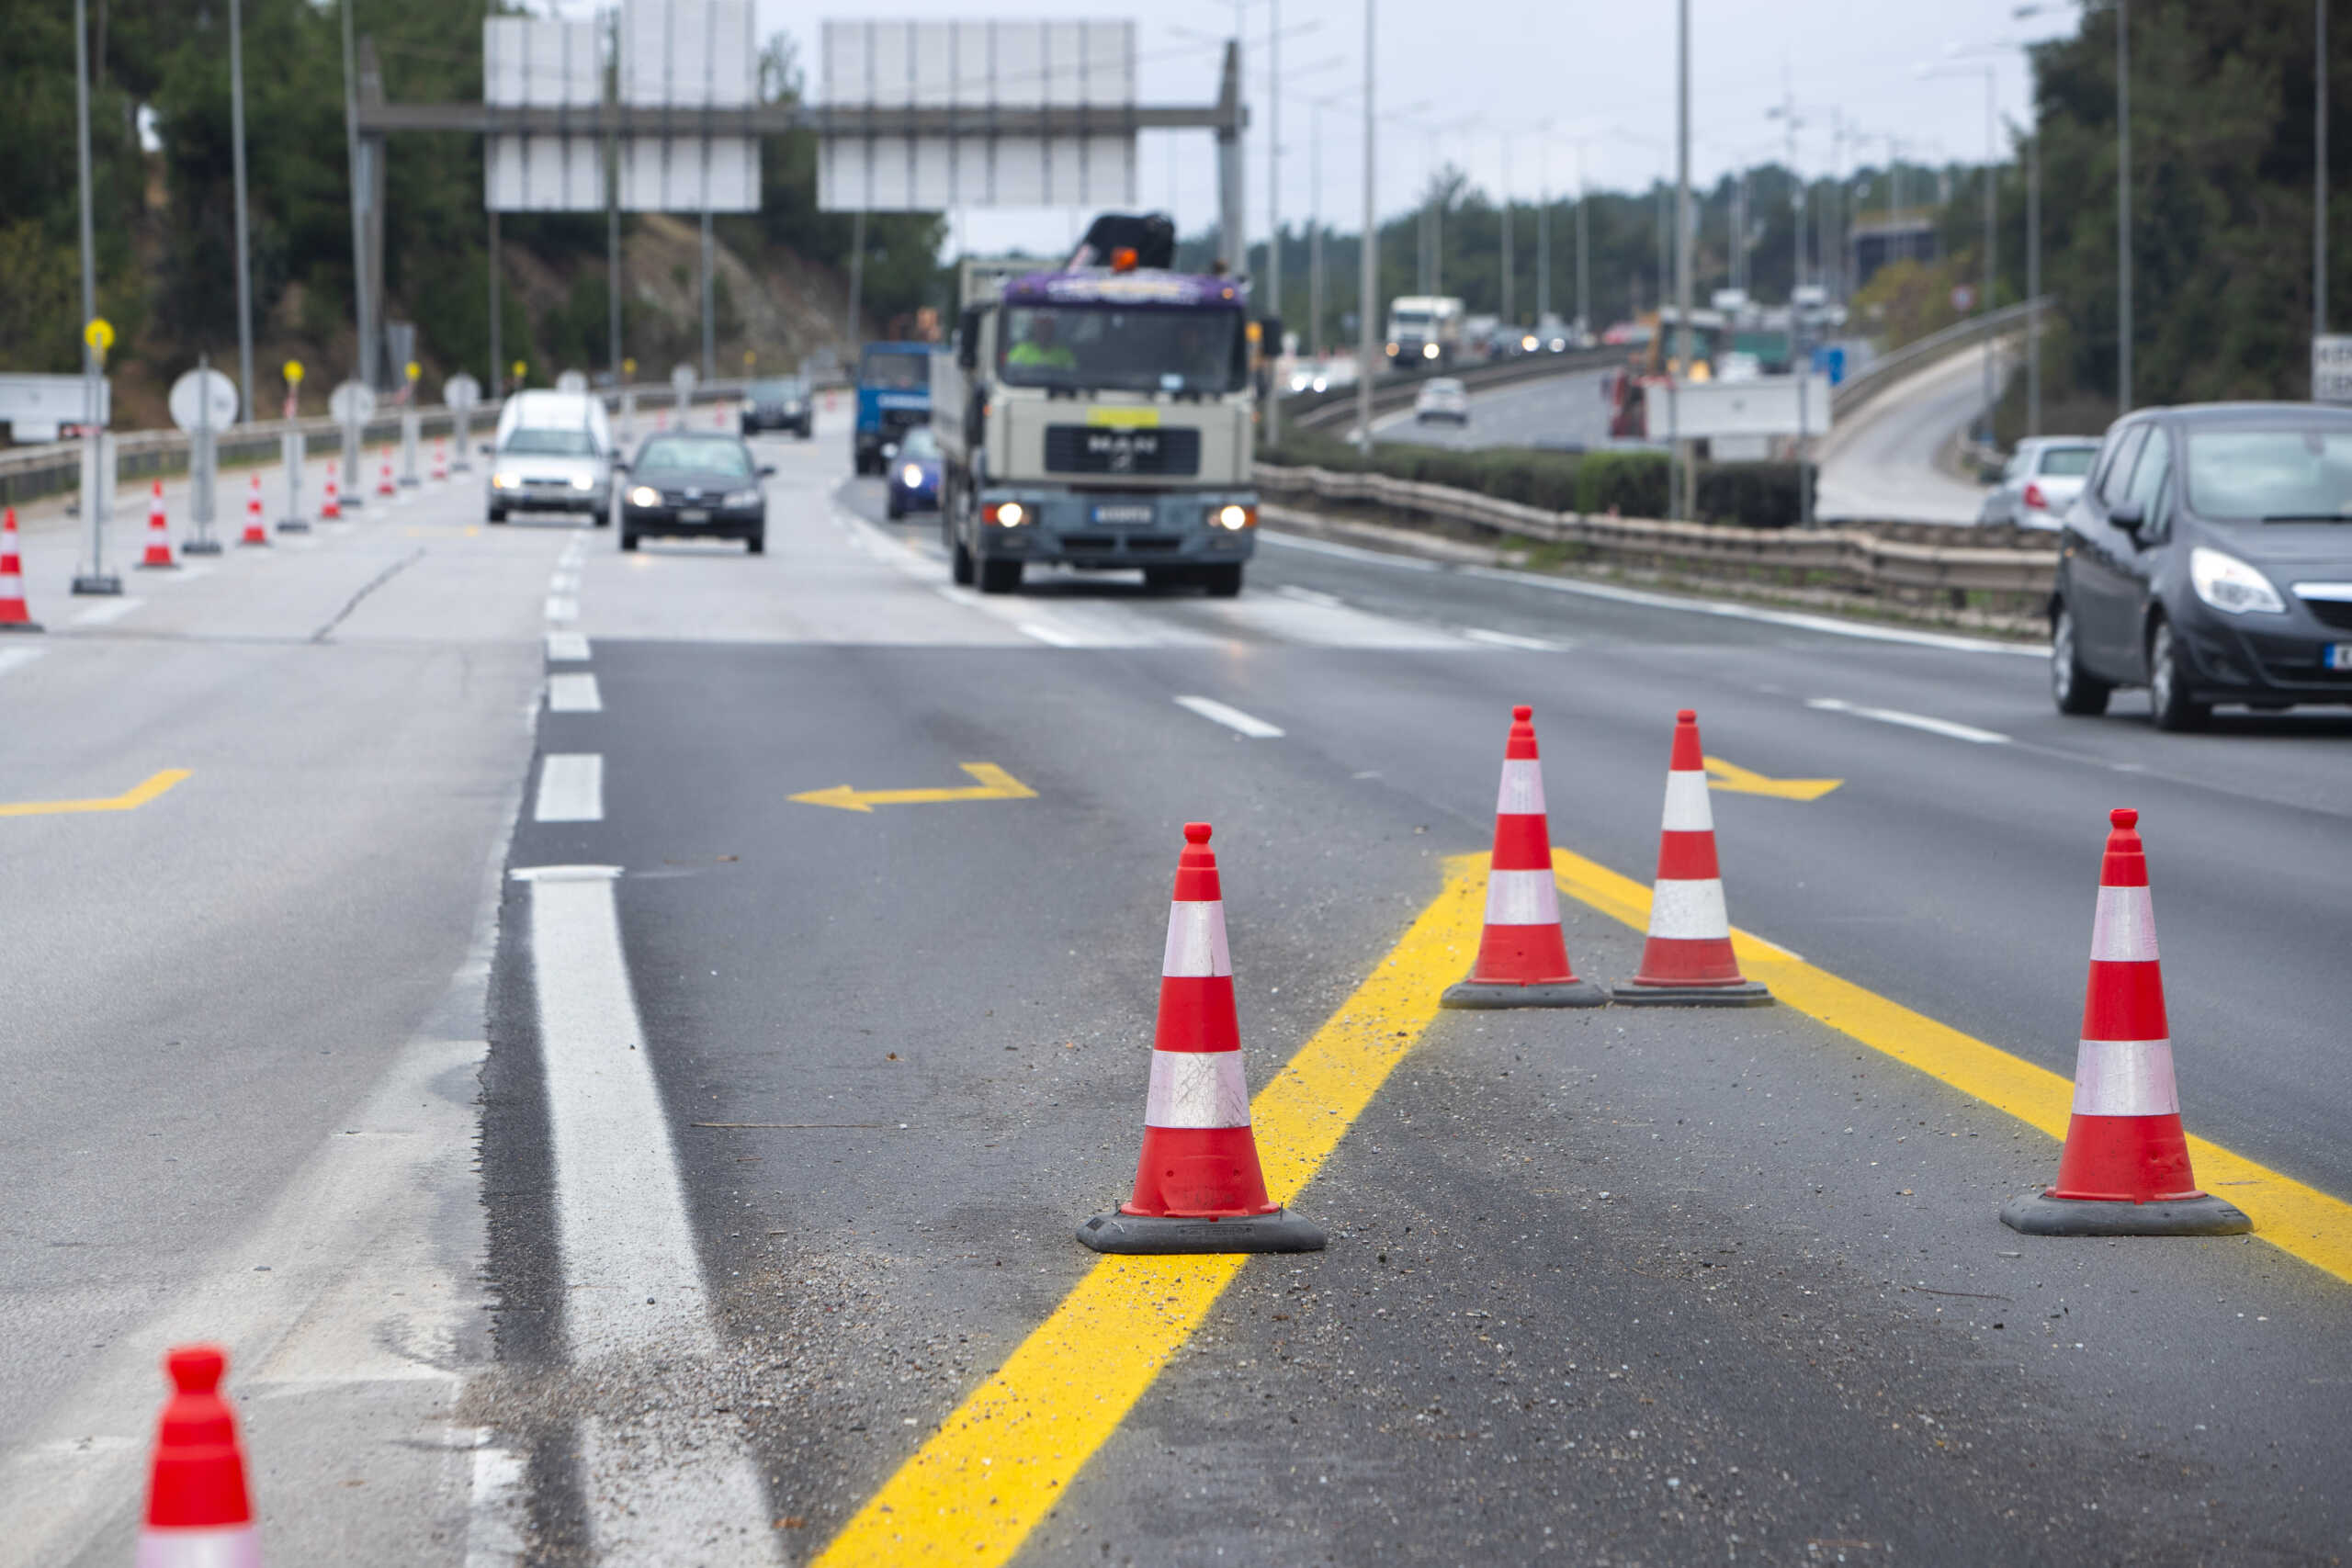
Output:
671,363,698,391
85,318,115,353
511,360,527,381
167,367,240,433
405,360,422,383
328,379,379,424
623,357,638,377
283,359,305,385
554,369,589,394
742,350,756,367
443,372,482,411
1951,285,1977,313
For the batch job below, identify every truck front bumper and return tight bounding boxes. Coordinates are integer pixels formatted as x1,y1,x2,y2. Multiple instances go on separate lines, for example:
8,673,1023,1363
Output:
974,489,1258,568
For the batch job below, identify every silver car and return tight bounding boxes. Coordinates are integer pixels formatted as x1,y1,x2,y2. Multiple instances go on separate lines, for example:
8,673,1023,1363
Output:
1979,435,2100,530
1414,378,1470,425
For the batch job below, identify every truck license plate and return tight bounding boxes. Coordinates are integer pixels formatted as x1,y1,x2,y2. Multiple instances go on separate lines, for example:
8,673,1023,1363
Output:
2325,643,2352,671
1091,503,1153,525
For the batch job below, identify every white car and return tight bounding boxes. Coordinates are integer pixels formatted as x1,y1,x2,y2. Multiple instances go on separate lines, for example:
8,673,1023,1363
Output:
488,390,616,525
1413,378,1470,425
1979,435,2100,530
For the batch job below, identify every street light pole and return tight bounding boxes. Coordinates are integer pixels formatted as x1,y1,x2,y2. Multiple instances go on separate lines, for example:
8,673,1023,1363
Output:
2318,0,2330,346
1354,0,1376,454
1535,127,1551,325
1576,144,1590,342
1266,0,1283,446
1981,66,1996,445
1500,130,1513,324
2117,0,2132,412
1673,0,1693,521
229,0,255,424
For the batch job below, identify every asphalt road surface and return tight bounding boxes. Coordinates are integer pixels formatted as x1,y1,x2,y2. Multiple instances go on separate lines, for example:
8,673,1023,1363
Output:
1373,366,1617,451
1815,344,2016,525
5,399,2349,1566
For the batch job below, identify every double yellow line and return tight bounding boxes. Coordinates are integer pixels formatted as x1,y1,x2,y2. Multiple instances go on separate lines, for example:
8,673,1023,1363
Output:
812,847,2352,1567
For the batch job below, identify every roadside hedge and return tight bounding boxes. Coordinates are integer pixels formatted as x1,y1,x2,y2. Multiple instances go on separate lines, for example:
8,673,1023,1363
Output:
1259,429,1815,530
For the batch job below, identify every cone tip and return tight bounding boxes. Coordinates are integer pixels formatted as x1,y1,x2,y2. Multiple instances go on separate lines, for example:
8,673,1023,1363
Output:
165,1344,225,1393
1676,708,1696,724
1183,821,1212,845
1511,705,1532,722
2109,807,2137,831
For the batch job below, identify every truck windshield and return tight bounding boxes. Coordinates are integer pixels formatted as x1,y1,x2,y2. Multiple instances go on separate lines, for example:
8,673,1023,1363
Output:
858,350,931,390
997,306,1243,394
1391,311,1432,330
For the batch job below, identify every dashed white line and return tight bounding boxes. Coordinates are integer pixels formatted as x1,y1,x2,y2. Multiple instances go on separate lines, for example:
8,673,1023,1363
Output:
1462,626,1570,651
533,754,605,822
1017,621,1085,648
1275,583,1345,608
547,672,603,713
0,647,44,679
506,865,780,1562
69,597,144,626
545,595,580,624
1806,695,2011,744
1174,694,1286,738
546,631,592,661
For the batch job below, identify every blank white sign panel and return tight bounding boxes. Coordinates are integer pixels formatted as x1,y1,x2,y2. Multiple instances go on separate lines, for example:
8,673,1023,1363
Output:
619,0,761,211
485,17,605,211
817,19,1137,211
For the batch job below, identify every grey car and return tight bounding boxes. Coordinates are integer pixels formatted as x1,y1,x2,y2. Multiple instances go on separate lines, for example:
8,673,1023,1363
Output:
2050,402,2352,728
1979,435,2100,529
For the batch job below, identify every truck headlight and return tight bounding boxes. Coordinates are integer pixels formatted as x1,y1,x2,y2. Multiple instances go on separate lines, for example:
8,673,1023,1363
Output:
1385,341,1399,356
2188,546,2284,615
1422,343,1440,359
628,485,661,507
985,502,1026,526
1211,503,1257,531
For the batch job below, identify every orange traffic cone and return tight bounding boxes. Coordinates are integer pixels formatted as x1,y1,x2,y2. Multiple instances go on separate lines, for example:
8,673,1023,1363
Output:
376,449,395,497
137,1345,262,1567
1079,823,1324,1255
1611,709,1770,1006
1442,705,1603,1008
321,469,342,520
139,479,179,569
2002,809,2252,1236
239,473,269,547
0,507,42,632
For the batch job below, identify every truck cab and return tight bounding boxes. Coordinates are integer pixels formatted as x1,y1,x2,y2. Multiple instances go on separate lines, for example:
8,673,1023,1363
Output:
853,342,934,475
933,213,1259,597
1385,295,1465,369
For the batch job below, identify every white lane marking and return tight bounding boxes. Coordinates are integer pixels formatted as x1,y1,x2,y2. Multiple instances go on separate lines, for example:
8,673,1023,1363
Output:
1017,621,1084,647
548,672,603,713
462,1438,527,1568
546,595,579,623
0,648,42,679
1463,626,1568,651
1805,695,2010,744
507,866,781,1563
1258,529,1443,572
1173,694,1285,739
175,563,215,582
535,754,605,822
1275,583,1345,608
69,597,144,626
549,571,581,594
547,631,593,661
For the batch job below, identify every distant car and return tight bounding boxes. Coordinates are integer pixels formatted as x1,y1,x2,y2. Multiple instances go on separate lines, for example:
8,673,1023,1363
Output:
487,390,616,525
741,378,812,438
1981,436,2100,530
887,427,942,519
2050,401,2352,728
617,434,773,555
1414,378,1470,425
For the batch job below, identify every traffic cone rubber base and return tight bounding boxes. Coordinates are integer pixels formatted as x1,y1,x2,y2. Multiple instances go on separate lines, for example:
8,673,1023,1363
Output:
0,620,40,633
1077,1208,1326,1255
1999,1189,2250,1237
182,539,223,557
1442,977,1607,1009
1609,977,1772,1007
276,519,311,534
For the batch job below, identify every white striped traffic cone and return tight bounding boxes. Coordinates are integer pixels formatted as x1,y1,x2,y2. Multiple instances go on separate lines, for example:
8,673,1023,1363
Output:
0,507,42,632
2001,809,2251,1236
1442,705,1603,1008
239,473,269,547
1611,709,1770,1005
376,448,395,497
137,1345,263,1567
432,437,447,480
321,469,341,519
1079,822,1324,1255
139,479,179,569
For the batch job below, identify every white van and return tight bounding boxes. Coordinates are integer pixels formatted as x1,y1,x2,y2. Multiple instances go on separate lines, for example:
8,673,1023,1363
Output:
486,390,616,524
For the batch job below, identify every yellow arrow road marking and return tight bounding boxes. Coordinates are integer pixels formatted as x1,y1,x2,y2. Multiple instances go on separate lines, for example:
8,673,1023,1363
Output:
1703,754,1842,801
0,768,191,818
790,762,1037,814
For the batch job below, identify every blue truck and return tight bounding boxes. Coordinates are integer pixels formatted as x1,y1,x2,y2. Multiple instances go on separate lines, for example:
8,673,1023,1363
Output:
852,342,935,476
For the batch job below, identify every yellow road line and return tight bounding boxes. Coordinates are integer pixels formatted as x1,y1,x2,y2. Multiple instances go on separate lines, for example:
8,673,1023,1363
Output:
810,857,1487,1568
0,768,190,818
1547,844,2352,1287
790,762,1039,814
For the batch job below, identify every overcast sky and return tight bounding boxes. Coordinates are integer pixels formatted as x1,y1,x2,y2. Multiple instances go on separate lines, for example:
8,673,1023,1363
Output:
544,0,2082,255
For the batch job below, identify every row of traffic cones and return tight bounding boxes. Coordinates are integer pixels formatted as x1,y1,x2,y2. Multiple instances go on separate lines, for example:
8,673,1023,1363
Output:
1082,705,2245,1258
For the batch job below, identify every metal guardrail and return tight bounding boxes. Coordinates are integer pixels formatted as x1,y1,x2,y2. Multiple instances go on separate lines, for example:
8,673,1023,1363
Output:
1284,347,1622,434
1254,463,2058,603
0,376,850,508
1829,298,2048,422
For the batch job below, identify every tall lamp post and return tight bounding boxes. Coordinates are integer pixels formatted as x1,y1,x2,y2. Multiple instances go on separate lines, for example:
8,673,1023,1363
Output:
1920,60,2000,447
2013,0,2129,411
1354,0,1376,454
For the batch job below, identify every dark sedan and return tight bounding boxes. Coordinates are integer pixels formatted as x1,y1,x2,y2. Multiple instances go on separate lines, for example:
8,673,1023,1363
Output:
617,434,773,555
886,426,942,519
2051,402,2352,728
741,378,813,438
